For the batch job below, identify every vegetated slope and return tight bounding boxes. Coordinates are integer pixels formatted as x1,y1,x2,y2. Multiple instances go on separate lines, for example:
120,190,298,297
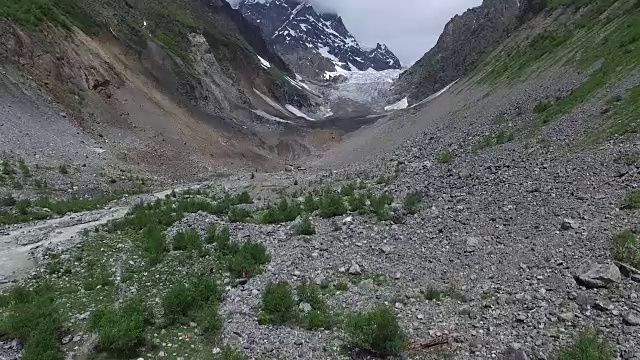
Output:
392,0,547,104
0,0,316,182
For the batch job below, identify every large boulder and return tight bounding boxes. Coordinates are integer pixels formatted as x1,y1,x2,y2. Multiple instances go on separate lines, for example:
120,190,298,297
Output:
575,263,622,289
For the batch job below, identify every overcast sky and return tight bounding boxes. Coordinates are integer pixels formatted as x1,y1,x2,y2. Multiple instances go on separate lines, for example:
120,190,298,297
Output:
230,0,482,66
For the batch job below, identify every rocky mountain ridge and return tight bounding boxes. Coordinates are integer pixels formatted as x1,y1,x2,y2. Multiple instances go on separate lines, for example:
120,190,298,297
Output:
238,0,402,80
393,0,542,104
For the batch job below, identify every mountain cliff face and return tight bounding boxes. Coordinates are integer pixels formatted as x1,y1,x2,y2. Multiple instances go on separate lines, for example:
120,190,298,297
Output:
393,0,525,104
238,0,402,79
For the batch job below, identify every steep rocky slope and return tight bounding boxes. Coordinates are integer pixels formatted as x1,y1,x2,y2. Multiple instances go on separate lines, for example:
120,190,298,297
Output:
238,0,402,80
393,0,546,104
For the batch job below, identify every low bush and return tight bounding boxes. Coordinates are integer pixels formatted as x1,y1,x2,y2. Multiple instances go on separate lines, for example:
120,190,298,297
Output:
624,189,640,209
346,306,407,357
173,228,202,252
0,195,17,207
162,276,221,325
0,286,62,360
340,182,356,197
556,329,613,360
435,151,454,164
318,190,347,219
89,297,151,355
18,159,31,178
403,192,422,215
303,192,319,212
228,206,251,223
295,216,316,235
196,302,222,341
234,191,253,205
226,242,270,278
611,230,639,267
534,100,553,113
82,268,114,291
259,281,296,325
348,193,368,213
58,164,68,174
140,225,169,265
260,198,302,224
370,192,393,221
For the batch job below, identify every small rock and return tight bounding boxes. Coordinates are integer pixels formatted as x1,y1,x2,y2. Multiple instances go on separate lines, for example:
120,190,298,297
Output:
77,312,90,320
294,339,304,346
465,236,480,252
342,216,354,224
299,302,312,314
504,346,529,360
623,312,640,326
575,263,622,289
558,312,575,322
417,314,425,320
61,335,72,345
380,245,392,253
349,262,362,275
560,219,578,231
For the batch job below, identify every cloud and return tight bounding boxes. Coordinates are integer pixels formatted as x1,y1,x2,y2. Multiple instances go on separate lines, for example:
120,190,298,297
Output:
229,0,482,65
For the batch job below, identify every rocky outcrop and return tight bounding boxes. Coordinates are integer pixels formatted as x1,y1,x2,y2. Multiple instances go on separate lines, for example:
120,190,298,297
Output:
393,0,525,104
238,0,402,79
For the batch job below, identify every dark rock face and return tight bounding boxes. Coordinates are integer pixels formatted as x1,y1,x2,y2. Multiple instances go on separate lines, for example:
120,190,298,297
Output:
394,0,525,104
238,0,402,79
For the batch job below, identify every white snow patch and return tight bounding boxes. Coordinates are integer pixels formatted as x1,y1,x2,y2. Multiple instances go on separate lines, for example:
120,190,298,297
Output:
252,110,293,124
285,105,315,121
411,80,459,108
384,97,408,111
253,89,291,116
257,55,271,69
323,65,350,80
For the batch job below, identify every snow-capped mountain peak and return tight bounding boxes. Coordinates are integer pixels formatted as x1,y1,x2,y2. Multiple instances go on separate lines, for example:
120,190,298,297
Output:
238,0,402,80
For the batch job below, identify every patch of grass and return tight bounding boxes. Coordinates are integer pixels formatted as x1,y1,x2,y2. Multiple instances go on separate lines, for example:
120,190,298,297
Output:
340,182,356,197
210,348,248,360
82,267,114,291
58,164,68,175
346,306,407,357
423,287,445,301
259,281,296,325
195,302,222,341
228,206,251,223
611,230,639,267
297,282,334,330
334,281,349,291
1,160,15,176
304,192,319,212
435,151,454,164
403,192,422,215
472,130,515,152
234,191,253,205
556,329,613,360
89,297,152,356
172,228,202,252
18,159,31,178
318,190,347,219
376,175,393,186
0,0,99,33
624,189,640,209
295,216,316,236
534,100,554,114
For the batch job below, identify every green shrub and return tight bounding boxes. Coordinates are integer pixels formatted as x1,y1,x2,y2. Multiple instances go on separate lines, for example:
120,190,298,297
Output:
260,198,302,224
82,268,114,291
0,286,62,360
318,190,347,219
624,189,640,209
304,193,319,212
334,281,349,291
370,192,393,221
348,193,368,213
260,281,296,325
206,224,236,255
296,282,324,310
196,302,222,341
18,160,31,178
295,216,316,235
340,182,356,197
556,329,613,360
173,228,202,252
226,242,270,278
303,309,334,331
0,194,17,207
611,230,639,267
89,297,151,355
140,225,168,265
435,151,454,164
423,287,444,301
228,206,251,223
346,307,407,357
534,100,553,113
162,276,221,325
403,192,422,215
58,164,68,174
210,348,248,360
1,160,15,176
234,191,253,205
